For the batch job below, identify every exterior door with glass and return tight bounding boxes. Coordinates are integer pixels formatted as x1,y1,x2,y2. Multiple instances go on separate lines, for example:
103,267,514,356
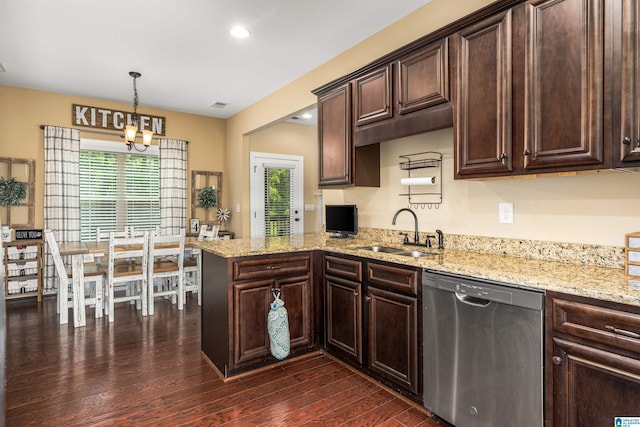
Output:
250,152,304,237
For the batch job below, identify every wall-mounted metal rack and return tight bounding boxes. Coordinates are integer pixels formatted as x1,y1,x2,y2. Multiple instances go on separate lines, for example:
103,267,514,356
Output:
398,151,442,209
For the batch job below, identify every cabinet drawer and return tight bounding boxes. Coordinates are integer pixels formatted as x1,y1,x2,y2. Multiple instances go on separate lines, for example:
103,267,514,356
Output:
7,245,38,260
325,255,362,282
552,298,640,354
367,262,418,295
233,254,310,281
7,278,38,295
7,260,38,277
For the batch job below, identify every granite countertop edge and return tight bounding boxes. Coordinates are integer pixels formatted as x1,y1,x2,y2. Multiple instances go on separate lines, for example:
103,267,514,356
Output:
193,235,640,308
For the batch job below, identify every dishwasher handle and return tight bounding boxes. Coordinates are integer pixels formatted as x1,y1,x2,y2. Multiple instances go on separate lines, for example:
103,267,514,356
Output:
455,292,492,307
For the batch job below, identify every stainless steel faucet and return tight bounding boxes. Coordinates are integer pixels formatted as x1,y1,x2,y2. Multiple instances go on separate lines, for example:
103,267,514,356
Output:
392,208,419,244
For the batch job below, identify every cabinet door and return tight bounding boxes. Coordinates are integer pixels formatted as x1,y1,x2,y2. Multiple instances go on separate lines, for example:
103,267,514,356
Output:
318,84,353,187
277,275,312,352
232,279,273,366
367,286,418,394
551,337,640,426
617,0,640,165
354,65,393,126
397,38,450,115
325,275,362,363
523,0,605,170
454,10,513,177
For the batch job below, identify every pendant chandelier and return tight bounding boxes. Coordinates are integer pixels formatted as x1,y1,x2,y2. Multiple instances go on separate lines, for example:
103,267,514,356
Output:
124,71,153,151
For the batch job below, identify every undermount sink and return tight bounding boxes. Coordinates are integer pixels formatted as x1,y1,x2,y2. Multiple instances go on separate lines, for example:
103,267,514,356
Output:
396,250,436,258
357,245,405,254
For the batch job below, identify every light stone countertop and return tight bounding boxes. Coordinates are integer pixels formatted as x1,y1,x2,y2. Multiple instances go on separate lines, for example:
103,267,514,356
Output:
193,234,640,308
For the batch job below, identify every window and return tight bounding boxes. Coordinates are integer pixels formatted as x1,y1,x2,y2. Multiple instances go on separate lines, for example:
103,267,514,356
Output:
79,139,160,242
264,167,292,237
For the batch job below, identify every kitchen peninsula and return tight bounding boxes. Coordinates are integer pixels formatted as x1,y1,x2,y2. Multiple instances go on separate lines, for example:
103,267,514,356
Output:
196,232,640,422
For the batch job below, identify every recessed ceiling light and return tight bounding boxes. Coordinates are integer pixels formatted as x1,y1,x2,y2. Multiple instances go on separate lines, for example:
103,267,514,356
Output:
301,113,312,120
230,25,251,39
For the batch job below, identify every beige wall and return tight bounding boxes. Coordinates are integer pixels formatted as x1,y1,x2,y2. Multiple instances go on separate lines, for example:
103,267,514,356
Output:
247,122,319,234
225,0,496,238
322,129,640,247
0,85,226,229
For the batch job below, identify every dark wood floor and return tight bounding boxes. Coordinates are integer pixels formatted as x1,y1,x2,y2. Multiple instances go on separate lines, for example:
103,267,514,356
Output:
5,295,444,426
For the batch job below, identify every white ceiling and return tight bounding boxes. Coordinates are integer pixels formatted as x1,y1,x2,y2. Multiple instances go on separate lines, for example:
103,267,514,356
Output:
0,0,431,120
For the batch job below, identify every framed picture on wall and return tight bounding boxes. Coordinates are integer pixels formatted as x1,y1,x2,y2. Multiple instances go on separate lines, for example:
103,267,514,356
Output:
190,218,200,234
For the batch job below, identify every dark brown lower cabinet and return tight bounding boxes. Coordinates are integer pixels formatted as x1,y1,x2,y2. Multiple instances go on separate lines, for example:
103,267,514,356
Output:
233,274,311,366
368,285,418,394
202,251,313,377
325,275,363,363
324,253,420,398
547,291,640,426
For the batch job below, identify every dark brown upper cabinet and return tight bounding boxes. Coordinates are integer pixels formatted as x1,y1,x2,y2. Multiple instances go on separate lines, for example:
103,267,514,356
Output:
318,84,354,187
352,38,453,146
317,83,380,188
397,38,450,115
454,9,513,177
455,0,610,179
353,64,393,127
614,0,640,166
522,0,606,171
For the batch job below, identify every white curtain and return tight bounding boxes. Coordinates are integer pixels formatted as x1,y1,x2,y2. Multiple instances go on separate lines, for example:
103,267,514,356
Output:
159,139,187,235
43,126,81,292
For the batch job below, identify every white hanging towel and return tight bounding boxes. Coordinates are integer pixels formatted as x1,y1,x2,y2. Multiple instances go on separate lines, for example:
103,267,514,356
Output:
267,290,290,360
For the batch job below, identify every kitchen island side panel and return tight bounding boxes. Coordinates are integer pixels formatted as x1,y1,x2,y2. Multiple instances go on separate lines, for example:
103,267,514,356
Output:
201,251,230,373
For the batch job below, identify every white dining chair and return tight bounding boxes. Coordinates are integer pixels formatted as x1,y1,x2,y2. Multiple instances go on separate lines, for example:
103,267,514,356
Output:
148,229,185,315
129,225,160,238
44,230,105,327
96,227,128,242
106,231,149,322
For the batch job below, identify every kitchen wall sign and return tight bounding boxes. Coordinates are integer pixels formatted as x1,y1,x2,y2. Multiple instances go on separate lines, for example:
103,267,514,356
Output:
71,103,166,136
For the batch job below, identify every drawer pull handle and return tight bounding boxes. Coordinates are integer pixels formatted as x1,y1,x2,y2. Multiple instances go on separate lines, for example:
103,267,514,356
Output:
265,265,282,270
605,325,640,339
552,356,563,365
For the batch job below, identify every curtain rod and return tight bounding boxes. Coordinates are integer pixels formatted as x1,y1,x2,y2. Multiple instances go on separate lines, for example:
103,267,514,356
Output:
39,125,189,144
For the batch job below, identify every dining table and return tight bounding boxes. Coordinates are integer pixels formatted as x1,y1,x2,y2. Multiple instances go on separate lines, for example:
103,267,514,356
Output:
58,236,199,327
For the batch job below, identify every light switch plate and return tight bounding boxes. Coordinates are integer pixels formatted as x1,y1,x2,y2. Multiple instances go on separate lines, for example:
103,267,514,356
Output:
305,204,315,211
499,203,514,224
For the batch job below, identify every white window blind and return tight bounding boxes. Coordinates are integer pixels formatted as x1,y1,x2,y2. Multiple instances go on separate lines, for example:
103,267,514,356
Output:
79,141,159,242
263,167,294,237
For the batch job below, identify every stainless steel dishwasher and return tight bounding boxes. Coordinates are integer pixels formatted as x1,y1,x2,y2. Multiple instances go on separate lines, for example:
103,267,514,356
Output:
422,270,544,427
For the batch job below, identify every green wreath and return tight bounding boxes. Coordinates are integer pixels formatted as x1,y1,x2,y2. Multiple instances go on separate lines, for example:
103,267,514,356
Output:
0,177,27,206
197,186,218,209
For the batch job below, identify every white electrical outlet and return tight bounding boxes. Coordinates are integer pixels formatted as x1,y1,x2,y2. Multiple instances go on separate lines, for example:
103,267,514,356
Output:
235,204,241,213
499,203,514,224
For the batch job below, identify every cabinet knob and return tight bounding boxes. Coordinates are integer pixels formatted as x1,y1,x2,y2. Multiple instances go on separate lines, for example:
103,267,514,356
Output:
623,136,632,145
365,295,371,302
523,149,531,156
500,153,508,160
552,356,563,365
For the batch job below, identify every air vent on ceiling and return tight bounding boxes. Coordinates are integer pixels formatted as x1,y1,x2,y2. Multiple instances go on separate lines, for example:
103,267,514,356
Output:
210,102,228,109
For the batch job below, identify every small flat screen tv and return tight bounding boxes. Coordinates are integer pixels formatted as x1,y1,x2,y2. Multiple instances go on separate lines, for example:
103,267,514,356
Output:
325,204,358,238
